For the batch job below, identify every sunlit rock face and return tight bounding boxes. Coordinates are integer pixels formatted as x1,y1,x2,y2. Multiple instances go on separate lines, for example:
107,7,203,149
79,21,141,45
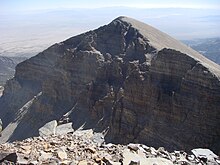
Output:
0,16,220,153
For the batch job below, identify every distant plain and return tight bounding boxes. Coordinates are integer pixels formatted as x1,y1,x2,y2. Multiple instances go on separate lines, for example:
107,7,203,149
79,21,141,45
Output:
1,7,220,57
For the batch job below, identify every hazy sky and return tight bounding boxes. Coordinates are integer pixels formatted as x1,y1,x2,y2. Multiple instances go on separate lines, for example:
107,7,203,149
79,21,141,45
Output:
1,0,220,12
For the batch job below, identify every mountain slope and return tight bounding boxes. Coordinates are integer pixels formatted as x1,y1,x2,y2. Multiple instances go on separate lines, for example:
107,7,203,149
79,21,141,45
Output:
0,16,220,153
183,38,220,65
0,56,27,85
117,17,220,77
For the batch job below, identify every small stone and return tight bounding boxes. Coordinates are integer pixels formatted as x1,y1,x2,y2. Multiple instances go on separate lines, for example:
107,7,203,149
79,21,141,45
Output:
103,143,114,148
140,144,150,151
103,157,121,165
30,160,39,165
20,145,30,150
60,160,72,165
38,151,53,161
174,150,180,157
186,154,195,161
50,140,58,146
123,148,144,165
92,132,105,146
170,154,176,162
142,158,173,165
94,157,102,163
17,156,29,164
43,143,49,150
78,160,89,165
86,147,96,153
20,145,32,154
67,146,75,152
69,160,78,165
129,160,140,165
47,160,58,165
128,143,139,151
48,158,60,165
137,149,146,158
57,149,67,160
150,147,157,156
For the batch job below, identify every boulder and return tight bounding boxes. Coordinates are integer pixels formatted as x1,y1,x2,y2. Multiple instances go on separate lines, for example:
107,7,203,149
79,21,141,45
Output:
56,123,74,135
191,148,219,163
123,148,173,165
39,120,57,137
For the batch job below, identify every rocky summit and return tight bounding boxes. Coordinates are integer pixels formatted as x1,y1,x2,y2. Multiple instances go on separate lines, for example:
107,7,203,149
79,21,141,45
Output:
0,123,219,165
0,16,220,155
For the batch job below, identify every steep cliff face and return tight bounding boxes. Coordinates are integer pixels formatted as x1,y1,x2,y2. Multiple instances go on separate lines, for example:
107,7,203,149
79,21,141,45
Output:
0,16,220,153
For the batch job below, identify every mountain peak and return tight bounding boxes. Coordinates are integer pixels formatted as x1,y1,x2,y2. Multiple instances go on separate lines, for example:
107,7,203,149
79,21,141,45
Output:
0,17,220,153
109,16,220,78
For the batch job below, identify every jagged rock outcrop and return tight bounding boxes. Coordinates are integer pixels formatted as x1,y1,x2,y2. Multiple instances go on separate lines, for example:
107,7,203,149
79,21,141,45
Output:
0,16,220,154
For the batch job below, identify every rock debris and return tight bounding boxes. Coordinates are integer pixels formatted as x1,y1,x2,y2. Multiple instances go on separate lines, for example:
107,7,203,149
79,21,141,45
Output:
0,126,219,164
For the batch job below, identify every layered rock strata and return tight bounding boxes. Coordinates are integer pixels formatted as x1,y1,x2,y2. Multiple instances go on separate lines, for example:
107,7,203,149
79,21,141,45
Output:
0,16,220,153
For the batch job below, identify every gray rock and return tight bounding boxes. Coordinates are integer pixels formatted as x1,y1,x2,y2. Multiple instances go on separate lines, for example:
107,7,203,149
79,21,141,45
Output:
123,148,173,165
73,129,93,138
140,158,173,165
191,148,219,163
92,132,105,146
30,160,39,165
38,151,53,162
128,143,139,151
56,123,74,135
103,157,121,165
56,147,68,160
17,156,29,164
39,120,57,137
129,160,140,165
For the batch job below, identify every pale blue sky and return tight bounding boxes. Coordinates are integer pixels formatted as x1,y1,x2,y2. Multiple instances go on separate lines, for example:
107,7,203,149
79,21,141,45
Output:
1,0,220,12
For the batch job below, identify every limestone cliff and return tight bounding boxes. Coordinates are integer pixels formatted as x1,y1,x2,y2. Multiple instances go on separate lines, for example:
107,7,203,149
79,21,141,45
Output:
0,16,220,153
